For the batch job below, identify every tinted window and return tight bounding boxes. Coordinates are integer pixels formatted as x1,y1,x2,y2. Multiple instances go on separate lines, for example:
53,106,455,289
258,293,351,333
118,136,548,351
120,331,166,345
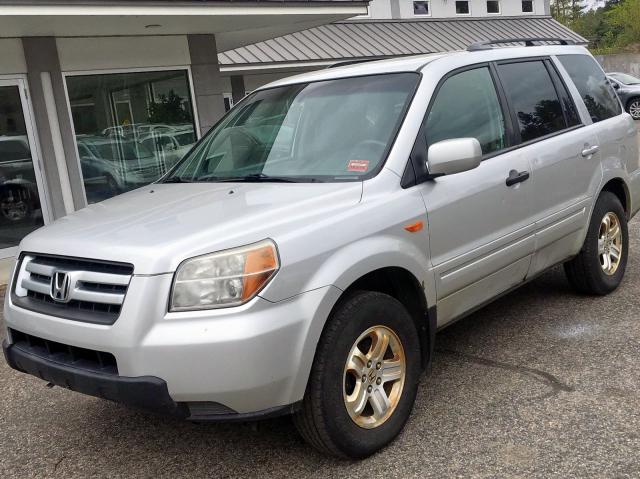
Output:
548,64,581,127
558,55,622,122
425,67,506,155
497,61,566,142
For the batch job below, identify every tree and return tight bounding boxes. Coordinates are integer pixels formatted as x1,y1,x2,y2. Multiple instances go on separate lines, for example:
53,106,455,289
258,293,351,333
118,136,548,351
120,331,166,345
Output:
147,90,192,124
606,0,640,47
554,0,640,53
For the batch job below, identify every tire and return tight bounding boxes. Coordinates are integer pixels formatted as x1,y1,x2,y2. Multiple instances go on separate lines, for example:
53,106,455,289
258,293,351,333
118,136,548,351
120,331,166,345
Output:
627,98,640,120
564,191,628,295
293,291,421,458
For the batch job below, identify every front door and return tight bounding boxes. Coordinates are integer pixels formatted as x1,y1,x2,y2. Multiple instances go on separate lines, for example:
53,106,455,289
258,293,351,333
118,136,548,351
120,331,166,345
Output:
0,78,49,257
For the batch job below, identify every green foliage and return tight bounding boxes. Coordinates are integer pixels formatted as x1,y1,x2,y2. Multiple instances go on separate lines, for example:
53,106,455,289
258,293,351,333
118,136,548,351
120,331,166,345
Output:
551,0,640,53
606,0,640,46
147,90,192,124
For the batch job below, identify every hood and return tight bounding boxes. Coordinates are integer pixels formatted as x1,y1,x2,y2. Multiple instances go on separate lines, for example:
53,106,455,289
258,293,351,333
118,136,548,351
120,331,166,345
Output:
21,181,363,274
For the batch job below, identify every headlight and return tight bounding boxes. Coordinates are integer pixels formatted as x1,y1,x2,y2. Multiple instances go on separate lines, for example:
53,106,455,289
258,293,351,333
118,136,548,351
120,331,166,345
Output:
170,239,279,311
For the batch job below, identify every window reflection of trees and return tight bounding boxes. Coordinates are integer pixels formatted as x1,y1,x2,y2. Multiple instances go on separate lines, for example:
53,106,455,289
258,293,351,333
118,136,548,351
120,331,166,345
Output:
517,99,564,142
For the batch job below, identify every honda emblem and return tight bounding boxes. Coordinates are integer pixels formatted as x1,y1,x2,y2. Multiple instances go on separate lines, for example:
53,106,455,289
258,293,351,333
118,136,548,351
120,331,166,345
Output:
50,271,71,303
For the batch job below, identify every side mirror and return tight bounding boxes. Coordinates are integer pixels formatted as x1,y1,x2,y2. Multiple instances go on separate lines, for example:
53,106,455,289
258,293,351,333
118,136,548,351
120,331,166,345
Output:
427,138,482,177
612,82,620,90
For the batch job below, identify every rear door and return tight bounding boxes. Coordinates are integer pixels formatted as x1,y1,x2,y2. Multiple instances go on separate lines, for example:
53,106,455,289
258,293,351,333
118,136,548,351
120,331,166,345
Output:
414,65,536,325
493,58,602,276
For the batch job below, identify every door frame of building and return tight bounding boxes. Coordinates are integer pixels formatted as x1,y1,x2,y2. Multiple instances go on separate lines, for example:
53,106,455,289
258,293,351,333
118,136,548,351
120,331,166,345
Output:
0,74,53,259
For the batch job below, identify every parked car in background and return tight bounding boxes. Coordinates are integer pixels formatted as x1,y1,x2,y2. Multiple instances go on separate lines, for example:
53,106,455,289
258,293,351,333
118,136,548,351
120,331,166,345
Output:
3,42,640,459
608,72,640,120
77,137,163,202
138,130,195,170
0,135,41,223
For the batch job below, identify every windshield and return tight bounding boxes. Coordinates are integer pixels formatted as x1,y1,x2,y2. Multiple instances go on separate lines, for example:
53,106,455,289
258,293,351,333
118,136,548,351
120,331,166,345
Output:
610,73,640,85
164,73,419,183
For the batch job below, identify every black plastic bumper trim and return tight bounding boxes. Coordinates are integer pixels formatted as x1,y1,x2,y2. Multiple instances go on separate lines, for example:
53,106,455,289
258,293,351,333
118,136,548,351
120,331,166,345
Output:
3,339,188,419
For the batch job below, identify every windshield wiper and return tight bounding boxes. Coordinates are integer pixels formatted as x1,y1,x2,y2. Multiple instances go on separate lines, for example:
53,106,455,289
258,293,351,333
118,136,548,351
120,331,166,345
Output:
162,177,193,183
197,173,304,183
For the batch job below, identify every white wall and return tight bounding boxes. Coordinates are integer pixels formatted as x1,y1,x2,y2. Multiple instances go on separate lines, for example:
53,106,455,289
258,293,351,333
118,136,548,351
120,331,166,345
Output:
359,0,393,19
57,36,191,72
0,39,26,74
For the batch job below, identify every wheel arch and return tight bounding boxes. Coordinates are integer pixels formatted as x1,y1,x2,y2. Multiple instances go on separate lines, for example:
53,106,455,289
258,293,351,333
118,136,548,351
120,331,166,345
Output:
600,177,630,219
329,266,436,372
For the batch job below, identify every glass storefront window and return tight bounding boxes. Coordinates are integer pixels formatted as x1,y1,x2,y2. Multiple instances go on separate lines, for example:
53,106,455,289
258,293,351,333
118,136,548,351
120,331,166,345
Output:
66,70,197,203
0,85,44,249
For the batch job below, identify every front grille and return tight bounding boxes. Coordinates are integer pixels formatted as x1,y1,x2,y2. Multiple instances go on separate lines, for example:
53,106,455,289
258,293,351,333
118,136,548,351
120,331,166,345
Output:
9,329,118,375
12,254,134,325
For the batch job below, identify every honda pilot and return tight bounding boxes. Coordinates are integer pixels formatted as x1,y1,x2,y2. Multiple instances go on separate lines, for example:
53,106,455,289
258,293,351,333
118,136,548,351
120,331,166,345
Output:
3,41,640,458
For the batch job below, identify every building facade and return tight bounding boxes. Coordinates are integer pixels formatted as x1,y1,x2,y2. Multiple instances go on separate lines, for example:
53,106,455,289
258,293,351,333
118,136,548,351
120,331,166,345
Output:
0,0,367,277
217,0,583,104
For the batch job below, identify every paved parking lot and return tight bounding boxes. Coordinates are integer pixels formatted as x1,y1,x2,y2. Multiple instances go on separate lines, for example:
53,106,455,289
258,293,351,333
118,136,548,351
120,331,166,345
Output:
1,124,639,478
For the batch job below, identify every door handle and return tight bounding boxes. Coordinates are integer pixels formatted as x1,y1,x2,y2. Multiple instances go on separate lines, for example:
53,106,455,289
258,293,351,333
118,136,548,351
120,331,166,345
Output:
506,169,530,187
581,145,599,157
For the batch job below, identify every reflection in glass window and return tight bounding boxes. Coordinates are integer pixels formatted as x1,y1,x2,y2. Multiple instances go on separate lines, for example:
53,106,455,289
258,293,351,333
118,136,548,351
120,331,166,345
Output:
66,70,197,203
0,86,44,248
166,74,419,183
558,55,622,123
497,61,567,142
522,0,533,12
425,67,506,155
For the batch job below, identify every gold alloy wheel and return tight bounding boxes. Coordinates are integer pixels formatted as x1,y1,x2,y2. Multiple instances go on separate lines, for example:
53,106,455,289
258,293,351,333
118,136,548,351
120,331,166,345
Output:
598,212,623,276
343,325,406,429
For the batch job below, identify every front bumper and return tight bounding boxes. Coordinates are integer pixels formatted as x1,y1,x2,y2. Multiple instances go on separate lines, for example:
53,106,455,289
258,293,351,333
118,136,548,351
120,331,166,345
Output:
3,273,341,415
3,338,188,418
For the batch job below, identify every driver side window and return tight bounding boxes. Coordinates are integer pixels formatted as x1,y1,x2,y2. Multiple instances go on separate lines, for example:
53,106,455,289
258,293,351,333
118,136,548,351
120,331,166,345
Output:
425,66,506,156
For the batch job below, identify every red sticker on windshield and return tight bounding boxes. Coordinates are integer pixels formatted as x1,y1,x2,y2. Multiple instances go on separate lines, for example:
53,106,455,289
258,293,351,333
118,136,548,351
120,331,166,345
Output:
347,160,370,172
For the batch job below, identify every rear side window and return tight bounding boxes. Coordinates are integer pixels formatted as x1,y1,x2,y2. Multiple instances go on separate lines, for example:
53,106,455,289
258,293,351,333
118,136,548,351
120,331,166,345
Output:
558,54,621,122
425,67,506,155
497,60,567,142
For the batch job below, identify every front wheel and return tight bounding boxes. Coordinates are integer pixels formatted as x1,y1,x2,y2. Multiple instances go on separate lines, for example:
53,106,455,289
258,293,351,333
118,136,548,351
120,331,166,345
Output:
564,191,629,295
294,291,421,458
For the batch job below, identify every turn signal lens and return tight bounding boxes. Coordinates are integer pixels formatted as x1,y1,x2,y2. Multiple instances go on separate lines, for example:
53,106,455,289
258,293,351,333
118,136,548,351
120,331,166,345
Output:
170,240,279,311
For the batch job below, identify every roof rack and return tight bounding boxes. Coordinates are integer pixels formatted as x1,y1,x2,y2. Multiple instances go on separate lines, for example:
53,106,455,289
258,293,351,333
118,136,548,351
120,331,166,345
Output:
467,37,576,52
326,58,383,68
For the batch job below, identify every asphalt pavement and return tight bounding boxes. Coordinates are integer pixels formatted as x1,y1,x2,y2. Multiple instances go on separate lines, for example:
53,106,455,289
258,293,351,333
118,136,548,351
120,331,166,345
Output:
1,125,639,478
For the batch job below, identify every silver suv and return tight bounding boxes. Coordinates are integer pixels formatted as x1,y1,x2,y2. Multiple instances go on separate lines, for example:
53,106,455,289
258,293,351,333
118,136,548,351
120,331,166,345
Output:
3,41,640,458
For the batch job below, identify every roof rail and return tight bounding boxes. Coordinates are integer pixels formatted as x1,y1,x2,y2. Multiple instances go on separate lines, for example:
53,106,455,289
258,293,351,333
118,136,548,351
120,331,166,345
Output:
326,58,383,69
467,37,576,52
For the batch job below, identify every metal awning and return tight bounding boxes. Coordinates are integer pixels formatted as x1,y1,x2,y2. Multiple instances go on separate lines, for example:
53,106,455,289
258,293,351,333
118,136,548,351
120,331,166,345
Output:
219,16,587,71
